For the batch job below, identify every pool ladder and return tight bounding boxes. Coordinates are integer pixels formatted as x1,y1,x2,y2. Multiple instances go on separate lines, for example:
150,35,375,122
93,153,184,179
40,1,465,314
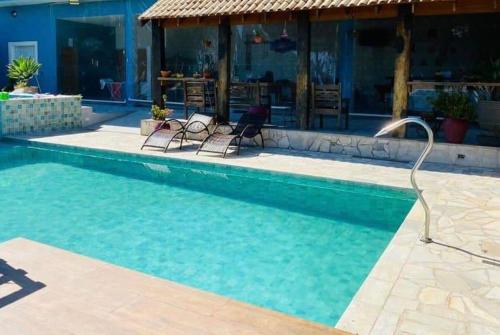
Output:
374,117,433,243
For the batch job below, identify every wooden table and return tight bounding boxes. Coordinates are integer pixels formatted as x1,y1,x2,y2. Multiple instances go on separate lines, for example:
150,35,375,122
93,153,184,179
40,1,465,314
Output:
157,78,293,124
157,77,216,110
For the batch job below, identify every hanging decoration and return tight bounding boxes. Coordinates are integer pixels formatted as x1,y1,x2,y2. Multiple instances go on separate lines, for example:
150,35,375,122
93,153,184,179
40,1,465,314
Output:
271,21,296,53
252,27,265,44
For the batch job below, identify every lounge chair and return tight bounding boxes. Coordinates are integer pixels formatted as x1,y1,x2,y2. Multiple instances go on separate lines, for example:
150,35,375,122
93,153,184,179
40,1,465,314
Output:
141,113,214,152
197,111,266,158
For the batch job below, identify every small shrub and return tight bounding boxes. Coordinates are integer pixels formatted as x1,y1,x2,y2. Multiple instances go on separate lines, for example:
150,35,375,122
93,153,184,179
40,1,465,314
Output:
431,91,476,121
7,57,42,88
151,105,173,121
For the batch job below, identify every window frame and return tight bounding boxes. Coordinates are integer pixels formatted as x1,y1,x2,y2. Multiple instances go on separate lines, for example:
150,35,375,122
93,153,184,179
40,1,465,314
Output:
8,41,39,63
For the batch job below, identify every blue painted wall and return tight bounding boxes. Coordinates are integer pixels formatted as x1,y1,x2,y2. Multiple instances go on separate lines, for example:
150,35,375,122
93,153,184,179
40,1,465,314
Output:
0,0,154,98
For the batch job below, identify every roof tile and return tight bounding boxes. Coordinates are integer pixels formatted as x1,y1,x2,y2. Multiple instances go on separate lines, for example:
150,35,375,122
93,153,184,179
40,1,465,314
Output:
140,0,444,20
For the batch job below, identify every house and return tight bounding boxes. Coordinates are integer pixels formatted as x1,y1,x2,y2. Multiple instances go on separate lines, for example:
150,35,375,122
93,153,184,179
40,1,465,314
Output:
139,0,500,148
1,0,499,154
0,0,155,102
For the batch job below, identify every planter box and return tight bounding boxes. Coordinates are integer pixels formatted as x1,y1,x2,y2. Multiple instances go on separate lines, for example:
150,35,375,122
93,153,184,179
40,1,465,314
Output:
0,95,81,136
140,119,164,136
477,100,500,135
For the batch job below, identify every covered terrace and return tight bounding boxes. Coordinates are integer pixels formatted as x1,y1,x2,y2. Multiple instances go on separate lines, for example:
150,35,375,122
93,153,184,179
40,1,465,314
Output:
139,0,500,148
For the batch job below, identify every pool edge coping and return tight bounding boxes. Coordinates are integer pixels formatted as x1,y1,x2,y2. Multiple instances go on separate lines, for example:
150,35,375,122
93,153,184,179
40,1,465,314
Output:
4,133,499,334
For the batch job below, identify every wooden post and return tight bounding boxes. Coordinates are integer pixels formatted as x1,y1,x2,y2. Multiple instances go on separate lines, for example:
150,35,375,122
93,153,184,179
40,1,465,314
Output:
296,11,311,130
392,5,412,137
217,17,231,122
152,20,166,107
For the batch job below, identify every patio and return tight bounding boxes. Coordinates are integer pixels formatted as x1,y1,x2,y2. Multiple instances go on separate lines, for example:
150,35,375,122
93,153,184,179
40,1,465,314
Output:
138,0,500,151
0,238,347,335
0,1,499,334
4,112,500,334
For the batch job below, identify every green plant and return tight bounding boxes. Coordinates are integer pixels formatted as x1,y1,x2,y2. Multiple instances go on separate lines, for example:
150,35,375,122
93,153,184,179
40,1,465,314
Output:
7,57,42,88
253,28,263,37
431,91,476,121
475,58,500,101
151,105,172,121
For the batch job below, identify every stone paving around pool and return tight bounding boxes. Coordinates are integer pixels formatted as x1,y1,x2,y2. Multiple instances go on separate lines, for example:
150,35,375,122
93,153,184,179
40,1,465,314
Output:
0,238,347,335
6,112,500,335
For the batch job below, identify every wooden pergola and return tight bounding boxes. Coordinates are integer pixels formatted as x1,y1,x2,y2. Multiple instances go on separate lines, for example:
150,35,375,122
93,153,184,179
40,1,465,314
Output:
140,0,500,133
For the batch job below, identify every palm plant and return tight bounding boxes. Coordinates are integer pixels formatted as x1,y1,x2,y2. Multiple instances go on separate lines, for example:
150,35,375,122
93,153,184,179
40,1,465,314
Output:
7,57,42,88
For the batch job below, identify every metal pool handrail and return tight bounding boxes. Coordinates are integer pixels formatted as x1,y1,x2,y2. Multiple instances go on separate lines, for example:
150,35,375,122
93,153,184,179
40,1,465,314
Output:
374,117,433,243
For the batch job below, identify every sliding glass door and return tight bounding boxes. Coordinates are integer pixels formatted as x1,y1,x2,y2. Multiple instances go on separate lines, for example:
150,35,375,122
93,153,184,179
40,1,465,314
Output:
57,15,125,101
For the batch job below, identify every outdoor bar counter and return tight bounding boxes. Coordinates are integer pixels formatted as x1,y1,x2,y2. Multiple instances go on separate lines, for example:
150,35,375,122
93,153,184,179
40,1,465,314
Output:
0,94,82,136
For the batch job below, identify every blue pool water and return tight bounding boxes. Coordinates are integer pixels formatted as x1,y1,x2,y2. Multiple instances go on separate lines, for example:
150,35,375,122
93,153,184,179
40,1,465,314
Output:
0,142,415,325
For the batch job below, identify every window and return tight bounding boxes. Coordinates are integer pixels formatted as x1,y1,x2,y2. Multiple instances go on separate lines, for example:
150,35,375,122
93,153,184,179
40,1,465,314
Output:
164,26,218,103
231,23,298,126
8,41,38,63
133,18,152,101
56,16,125,100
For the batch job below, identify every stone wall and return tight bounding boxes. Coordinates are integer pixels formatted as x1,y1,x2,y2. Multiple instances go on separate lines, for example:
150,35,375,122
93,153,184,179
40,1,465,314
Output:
140,120,499,169
259,127,500,170
0,96,82,136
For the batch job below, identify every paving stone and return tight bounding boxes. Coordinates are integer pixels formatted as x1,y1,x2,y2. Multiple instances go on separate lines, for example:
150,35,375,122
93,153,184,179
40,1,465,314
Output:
8,116,500,335
418,287,450,305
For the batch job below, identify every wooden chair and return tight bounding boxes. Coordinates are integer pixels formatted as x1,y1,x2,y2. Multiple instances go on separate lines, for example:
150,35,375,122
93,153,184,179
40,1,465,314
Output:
311,83,348,129
230,82,260,114
183,81,216,119
230,82,271,123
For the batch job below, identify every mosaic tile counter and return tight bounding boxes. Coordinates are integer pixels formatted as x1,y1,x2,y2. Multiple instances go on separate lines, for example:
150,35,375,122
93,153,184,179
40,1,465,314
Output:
0,95,82,136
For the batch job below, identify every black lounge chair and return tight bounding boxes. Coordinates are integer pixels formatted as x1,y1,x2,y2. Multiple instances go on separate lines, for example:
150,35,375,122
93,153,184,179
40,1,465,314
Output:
197,111,266,158
141,113,214,152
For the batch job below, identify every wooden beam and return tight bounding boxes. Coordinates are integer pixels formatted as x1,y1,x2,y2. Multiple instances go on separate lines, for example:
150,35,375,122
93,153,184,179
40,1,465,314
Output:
296,11,311,130
161,16,220,28
217,17,231,122
152,20,166,108
229,12,295,25
392,5,412,138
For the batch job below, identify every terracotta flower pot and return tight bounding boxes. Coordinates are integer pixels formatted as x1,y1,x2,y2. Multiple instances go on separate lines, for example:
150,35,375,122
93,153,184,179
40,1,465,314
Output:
253,36,263,44
442,117,469,144
160,70,171,78
203,71,212,79
13,86,38,94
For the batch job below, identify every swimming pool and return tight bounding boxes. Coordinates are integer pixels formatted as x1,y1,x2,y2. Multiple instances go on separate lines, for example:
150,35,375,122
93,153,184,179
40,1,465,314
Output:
0,141,416,326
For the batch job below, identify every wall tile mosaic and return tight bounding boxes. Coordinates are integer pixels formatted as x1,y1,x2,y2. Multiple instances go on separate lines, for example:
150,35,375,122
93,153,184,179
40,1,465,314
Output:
0,96,82,136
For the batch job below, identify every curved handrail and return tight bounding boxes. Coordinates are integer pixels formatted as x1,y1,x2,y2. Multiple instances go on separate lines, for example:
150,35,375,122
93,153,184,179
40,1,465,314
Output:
374,117,433,243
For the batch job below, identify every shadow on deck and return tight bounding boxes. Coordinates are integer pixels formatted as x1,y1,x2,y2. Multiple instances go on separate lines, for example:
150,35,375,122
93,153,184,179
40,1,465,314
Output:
0,258,45,308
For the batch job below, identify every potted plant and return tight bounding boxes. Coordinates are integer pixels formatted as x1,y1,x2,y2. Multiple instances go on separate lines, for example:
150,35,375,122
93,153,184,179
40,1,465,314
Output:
160,70,171,78
431,91,476,144
151,104,173,122
253,29,264,44
7,56,42,93
140,94,174,136
202,64,212,79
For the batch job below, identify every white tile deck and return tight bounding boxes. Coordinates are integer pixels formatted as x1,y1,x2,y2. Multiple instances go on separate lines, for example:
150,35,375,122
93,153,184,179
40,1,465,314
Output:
0,238,347,335
4,112,500,334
